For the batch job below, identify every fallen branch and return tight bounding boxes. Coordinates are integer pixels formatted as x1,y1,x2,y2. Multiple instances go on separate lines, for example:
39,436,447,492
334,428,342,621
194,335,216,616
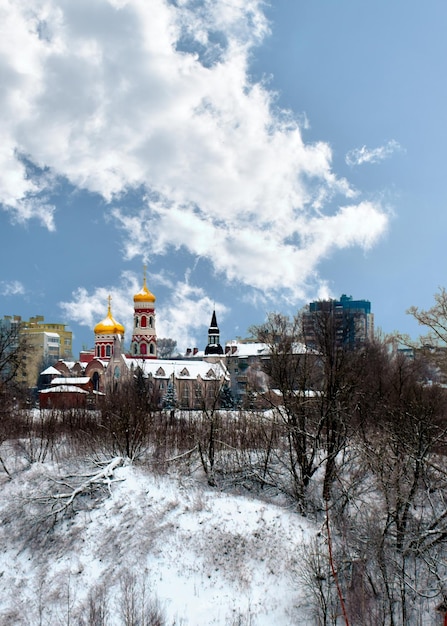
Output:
164,445,198,463
0,454,12,479
47,456,124,517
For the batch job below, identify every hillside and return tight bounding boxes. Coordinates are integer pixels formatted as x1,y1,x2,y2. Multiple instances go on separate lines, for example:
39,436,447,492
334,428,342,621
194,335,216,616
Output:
0,449,316,625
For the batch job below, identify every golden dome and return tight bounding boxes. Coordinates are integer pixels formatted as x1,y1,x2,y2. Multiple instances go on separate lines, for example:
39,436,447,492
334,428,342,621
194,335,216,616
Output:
134,275,156,303
94,297,125,335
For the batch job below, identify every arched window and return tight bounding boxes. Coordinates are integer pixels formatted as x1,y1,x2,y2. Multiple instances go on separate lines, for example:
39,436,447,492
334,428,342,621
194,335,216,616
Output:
101,345,105,358
141,315,147,328
140,343,147,355
106,345,111,357
135,317,139,328
149,316,154,328
149,343,155,355
96,346,100,357
92,371,100,391
133,343,138,355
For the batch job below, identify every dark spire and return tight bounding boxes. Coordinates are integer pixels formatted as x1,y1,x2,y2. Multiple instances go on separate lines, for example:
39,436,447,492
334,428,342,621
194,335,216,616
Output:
205,310,223,355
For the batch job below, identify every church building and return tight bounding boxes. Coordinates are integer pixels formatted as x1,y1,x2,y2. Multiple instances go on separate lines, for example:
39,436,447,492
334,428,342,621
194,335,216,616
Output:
83,271,229,409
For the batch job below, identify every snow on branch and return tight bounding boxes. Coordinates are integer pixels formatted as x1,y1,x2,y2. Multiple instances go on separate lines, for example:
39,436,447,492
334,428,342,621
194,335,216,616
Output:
45,457,124,518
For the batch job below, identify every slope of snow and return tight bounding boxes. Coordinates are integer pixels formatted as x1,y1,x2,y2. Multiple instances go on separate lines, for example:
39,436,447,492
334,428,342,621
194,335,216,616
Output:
0,456,317,625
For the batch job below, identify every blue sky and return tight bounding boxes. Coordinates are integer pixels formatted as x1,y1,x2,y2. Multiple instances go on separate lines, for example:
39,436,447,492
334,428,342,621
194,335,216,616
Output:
1,0,446,355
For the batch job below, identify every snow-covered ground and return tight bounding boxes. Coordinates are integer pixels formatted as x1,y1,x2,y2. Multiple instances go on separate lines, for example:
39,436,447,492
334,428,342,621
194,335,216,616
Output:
0,454,317,625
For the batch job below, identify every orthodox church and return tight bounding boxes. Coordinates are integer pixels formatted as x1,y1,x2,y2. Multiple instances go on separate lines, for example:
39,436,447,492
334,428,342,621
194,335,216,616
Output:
81,270,229,409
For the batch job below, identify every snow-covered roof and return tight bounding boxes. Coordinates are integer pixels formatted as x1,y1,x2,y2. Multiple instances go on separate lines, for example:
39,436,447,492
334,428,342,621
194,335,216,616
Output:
225,342,270,357
58,361,77,370
40,385,88,394
225,341,307,357
123,358,229,381
40,366,62,376
51,377,91,386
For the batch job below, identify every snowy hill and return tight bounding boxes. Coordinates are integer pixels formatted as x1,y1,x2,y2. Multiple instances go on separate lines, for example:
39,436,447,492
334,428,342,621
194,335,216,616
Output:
0,454,316,625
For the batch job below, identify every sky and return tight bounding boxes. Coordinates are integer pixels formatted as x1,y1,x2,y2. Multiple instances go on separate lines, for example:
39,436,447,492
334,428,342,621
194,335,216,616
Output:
1,0,447,356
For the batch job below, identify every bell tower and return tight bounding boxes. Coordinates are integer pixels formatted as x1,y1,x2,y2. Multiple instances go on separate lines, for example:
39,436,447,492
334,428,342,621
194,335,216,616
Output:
130,266,157,359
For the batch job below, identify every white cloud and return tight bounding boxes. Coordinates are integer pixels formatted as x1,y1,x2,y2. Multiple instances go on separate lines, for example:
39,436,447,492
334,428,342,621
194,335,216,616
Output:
59,270,227,352
3,0,389,307
0,280,25,296
345,140,403,167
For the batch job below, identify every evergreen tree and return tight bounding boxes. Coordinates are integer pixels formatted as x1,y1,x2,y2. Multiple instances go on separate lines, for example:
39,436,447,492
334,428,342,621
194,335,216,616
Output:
163,380,177,410
219,383,235,409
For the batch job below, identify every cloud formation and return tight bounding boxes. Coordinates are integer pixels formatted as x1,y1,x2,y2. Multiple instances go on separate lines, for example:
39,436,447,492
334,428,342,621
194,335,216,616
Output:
345,140,403,167
2,0,389,313
0,280,25,296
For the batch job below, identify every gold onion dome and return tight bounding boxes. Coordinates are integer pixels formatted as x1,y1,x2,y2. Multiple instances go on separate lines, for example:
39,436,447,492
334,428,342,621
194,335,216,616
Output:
94,297,125,335
134,275,156,303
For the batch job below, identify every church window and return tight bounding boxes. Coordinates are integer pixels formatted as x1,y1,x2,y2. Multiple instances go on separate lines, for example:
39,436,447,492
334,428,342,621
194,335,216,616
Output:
149,343,155,355
101,345,105,358
106,345,111,357
92,371,100,391
149,316,154,328
133,343,138,355
135,317,139,328
141,315,147,328
140,343,147,355
96,346,100,357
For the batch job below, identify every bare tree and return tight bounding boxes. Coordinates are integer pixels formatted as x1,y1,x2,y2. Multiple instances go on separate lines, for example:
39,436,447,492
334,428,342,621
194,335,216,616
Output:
0,319,29,418
251,312,323,510
157,338,177,359
251,309,362,510
0,318,28,388
98,373,160,460
341,349,447,625
408,287,447,345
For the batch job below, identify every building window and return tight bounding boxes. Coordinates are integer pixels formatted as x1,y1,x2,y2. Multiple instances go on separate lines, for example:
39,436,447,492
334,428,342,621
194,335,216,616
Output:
149,343,155,355
106,345,111,357
133,343,138,355
135,317,139,328
149,316,154,328
140,343,147,355
181,385,189,408
141,316,147,328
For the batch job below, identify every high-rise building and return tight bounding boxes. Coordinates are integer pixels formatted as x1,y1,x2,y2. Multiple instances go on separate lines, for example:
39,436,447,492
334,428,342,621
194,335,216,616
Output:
304,294,374,350
2,315,73,388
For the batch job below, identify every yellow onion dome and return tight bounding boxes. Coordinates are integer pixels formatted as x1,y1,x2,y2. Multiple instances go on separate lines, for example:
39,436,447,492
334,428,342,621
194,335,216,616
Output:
133,276,156,303
94,298,125,335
